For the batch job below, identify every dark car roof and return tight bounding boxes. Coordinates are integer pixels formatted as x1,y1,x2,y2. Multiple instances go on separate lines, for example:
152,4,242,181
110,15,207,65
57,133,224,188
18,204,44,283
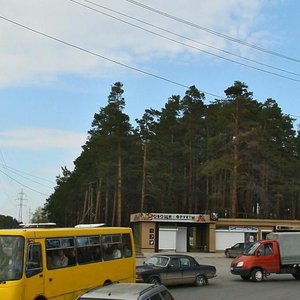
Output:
226,242,253,248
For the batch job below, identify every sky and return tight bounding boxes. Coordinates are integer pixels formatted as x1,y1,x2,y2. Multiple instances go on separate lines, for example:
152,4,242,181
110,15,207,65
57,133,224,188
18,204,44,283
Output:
0,0,300,223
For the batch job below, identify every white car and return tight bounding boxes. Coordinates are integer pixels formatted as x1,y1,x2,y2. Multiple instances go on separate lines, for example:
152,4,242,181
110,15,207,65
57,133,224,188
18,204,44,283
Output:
77,283,174,300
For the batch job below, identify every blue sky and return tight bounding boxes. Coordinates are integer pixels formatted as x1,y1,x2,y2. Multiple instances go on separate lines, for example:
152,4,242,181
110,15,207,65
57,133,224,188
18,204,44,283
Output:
0,0,299,223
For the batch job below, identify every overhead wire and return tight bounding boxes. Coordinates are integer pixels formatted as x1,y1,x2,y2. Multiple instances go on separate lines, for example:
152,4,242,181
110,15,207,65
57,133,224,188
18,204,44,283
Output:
73,0,300,79
0,163,54,189
66,1,300,83
0,168,51,197
125,0,300,64
0,9,298,118
0,14,223,99
0,151,54,200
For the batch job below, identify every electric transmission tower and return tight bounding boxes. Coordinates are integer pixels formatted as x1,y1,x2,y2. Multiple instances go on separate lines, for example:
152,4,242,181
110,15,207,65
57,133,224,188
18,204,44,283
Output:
16,189,27,223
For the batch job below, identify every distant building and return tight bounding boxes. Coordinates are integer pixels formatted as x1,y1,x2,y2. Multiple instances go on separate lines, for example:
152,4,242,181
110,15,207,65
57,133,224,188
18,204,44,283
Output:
130,212,300,253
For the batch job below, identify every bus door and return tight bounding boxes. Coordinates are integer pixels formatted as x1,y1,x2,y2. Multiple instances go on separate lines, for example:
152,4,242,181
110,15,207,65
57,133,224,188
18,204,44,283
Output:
24,242,44,300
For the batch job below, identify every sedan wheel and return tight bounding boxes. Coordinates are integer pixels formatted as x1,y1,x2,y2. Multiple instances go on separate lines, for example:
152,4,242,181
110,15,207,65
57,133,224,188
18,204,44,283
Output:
149,276,160,284
195,275,207,286
292,273,300,280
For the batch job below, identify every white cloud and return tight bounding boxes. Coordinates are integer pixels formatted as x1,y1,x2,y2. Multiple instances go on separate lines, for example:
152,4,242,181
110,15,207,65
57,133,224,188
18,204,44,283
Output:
0,0,268,87
0,127,87,150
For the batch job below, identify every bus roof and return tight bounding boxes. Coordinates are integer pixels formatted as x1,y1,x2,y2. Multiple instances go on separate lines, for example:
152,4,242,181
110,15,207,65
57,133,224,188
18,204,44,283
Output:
0,226,132,238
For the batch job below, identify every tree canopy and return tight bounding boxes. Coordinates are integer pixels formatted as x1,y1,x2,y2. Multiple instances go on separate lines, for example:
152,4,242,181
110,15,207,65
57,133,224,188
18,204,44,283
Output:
43,81,300,226
0,215,19,229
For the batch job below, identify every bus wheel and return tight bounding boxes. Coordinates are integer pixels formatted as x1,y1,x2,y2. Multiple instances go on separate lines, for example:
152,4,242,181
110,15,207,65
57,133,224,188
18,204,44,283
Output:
35,297,46,300
251,268,264,282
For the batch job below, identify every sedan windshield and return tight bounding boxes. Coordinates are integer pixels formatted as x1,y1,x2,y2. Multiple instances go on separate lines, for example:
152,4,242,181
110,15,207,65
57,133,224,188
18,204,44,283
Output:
0,236,24,281
144,256,169,267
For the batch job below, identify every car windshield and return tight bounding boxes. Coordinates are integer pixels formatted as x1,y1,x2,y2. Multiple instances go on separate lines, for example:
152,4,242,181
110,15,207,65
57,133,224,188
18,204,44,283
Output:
0,235,24,282
233,243,242,249
144,256,169,267
243,242,260,255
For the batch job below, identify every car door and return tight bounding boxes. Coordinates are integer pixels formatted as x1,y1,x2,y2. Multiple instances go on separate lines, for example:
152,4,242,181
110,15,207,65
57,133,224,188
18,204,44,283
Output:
180,257,196,284
160,258,182,285
256,242,279,273
231,243,243,257
24,242,44,300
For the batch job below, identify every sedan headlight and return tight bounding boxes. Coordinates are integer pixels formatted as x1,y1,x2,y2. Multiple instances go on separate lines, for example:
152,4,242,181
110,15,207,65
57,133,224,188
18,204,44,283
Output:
236,261,244,267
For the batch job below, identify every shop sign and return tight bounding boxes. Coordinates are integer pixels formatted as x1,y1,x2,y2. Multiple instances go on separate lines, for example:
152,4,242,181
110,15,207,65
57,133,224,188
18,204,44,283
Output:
130,212,210,223
229,226,258,232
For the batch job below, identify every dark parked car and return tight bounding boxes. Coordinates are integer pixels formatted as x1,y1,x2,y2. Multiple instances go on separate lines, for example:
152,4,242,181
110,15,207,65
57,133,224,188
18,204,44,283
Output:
224,242,253,258
76,283,174,300
136,254,216,287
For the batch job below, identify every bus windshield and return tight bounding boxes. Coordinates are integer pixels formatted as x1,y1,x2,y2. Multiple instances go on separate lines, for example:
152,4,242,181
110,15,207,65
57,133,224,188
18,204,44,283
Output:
0,236,24,281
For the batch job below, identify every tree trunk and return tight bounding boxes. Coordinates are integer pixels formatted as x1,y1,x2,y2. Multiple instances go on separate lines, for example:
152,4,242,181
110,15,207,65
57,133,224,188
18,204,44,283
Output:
141,142,147,212
94,178,102,223
105,189,109,225
89,186,94,224
231,141,238,218
112,191,117,226
117,144,122,226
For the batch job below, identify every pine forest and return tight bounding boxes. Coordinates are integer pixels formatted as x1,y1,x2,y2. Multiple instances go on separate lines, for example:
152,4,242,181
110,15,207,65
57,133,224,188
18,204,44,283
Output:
43,81,300,226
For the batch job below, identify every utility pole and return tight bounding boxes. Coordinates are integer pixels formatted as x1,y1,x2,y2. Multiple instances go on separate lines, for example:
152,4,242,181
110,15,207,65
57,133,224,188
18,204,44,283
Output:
28,207,32,223
16,189,27,223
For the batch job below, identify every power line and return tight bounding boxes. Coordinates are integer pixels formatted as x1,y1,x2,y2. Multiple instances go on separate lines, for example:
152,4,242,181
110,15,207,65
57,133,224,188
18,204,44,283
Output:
125,0,300,64
0,13,299,119
0,168,51,197
0,163,55,185
73,0,300,79
0,14,223,99
0,164,54,189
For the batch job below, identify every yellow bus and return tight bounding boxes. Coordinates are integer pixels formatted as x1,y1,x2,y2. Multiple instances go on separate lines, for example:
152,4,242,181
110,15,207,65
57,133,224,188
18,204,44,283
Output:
0,225,135,300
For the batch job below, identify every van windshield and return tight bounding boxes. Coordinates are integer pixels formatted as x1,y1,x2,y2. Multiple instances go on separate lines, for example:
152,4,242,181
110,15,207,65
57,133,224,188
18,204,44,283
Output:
0,236,24,281
243,241,260,256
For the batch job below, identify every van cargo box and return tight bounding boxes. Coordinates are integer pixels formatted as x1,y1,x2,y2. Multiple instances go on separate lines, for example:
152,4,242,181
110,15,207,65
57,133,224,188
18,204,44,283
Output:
267,232,300,265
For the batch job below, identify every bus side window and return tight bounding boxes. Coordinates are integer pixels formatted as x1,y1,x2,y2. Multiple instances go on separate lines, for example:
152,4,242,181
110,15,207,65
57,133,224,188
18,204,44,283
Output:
103,244,113,261
122,234,132,258
26,243,42,278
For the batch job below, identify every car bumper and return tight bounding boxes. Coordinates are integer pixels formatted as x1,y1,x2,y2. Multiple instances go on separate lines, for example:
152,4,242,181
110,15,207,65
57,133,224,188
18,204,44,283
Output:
230,266,251,276
206,272,217,279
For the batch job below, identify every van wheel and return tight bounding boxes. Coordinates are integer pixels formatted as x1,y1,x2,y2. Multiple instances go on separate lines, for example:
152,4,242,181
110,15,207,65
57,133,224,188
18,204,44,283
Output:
225,250,230,258
251,268,264,282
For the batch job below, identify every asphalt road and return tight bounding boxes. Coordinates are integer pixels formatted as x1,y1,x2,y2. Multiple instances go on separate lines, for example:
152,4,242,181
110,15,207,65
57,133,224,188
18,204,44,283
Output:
137,253,300,300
